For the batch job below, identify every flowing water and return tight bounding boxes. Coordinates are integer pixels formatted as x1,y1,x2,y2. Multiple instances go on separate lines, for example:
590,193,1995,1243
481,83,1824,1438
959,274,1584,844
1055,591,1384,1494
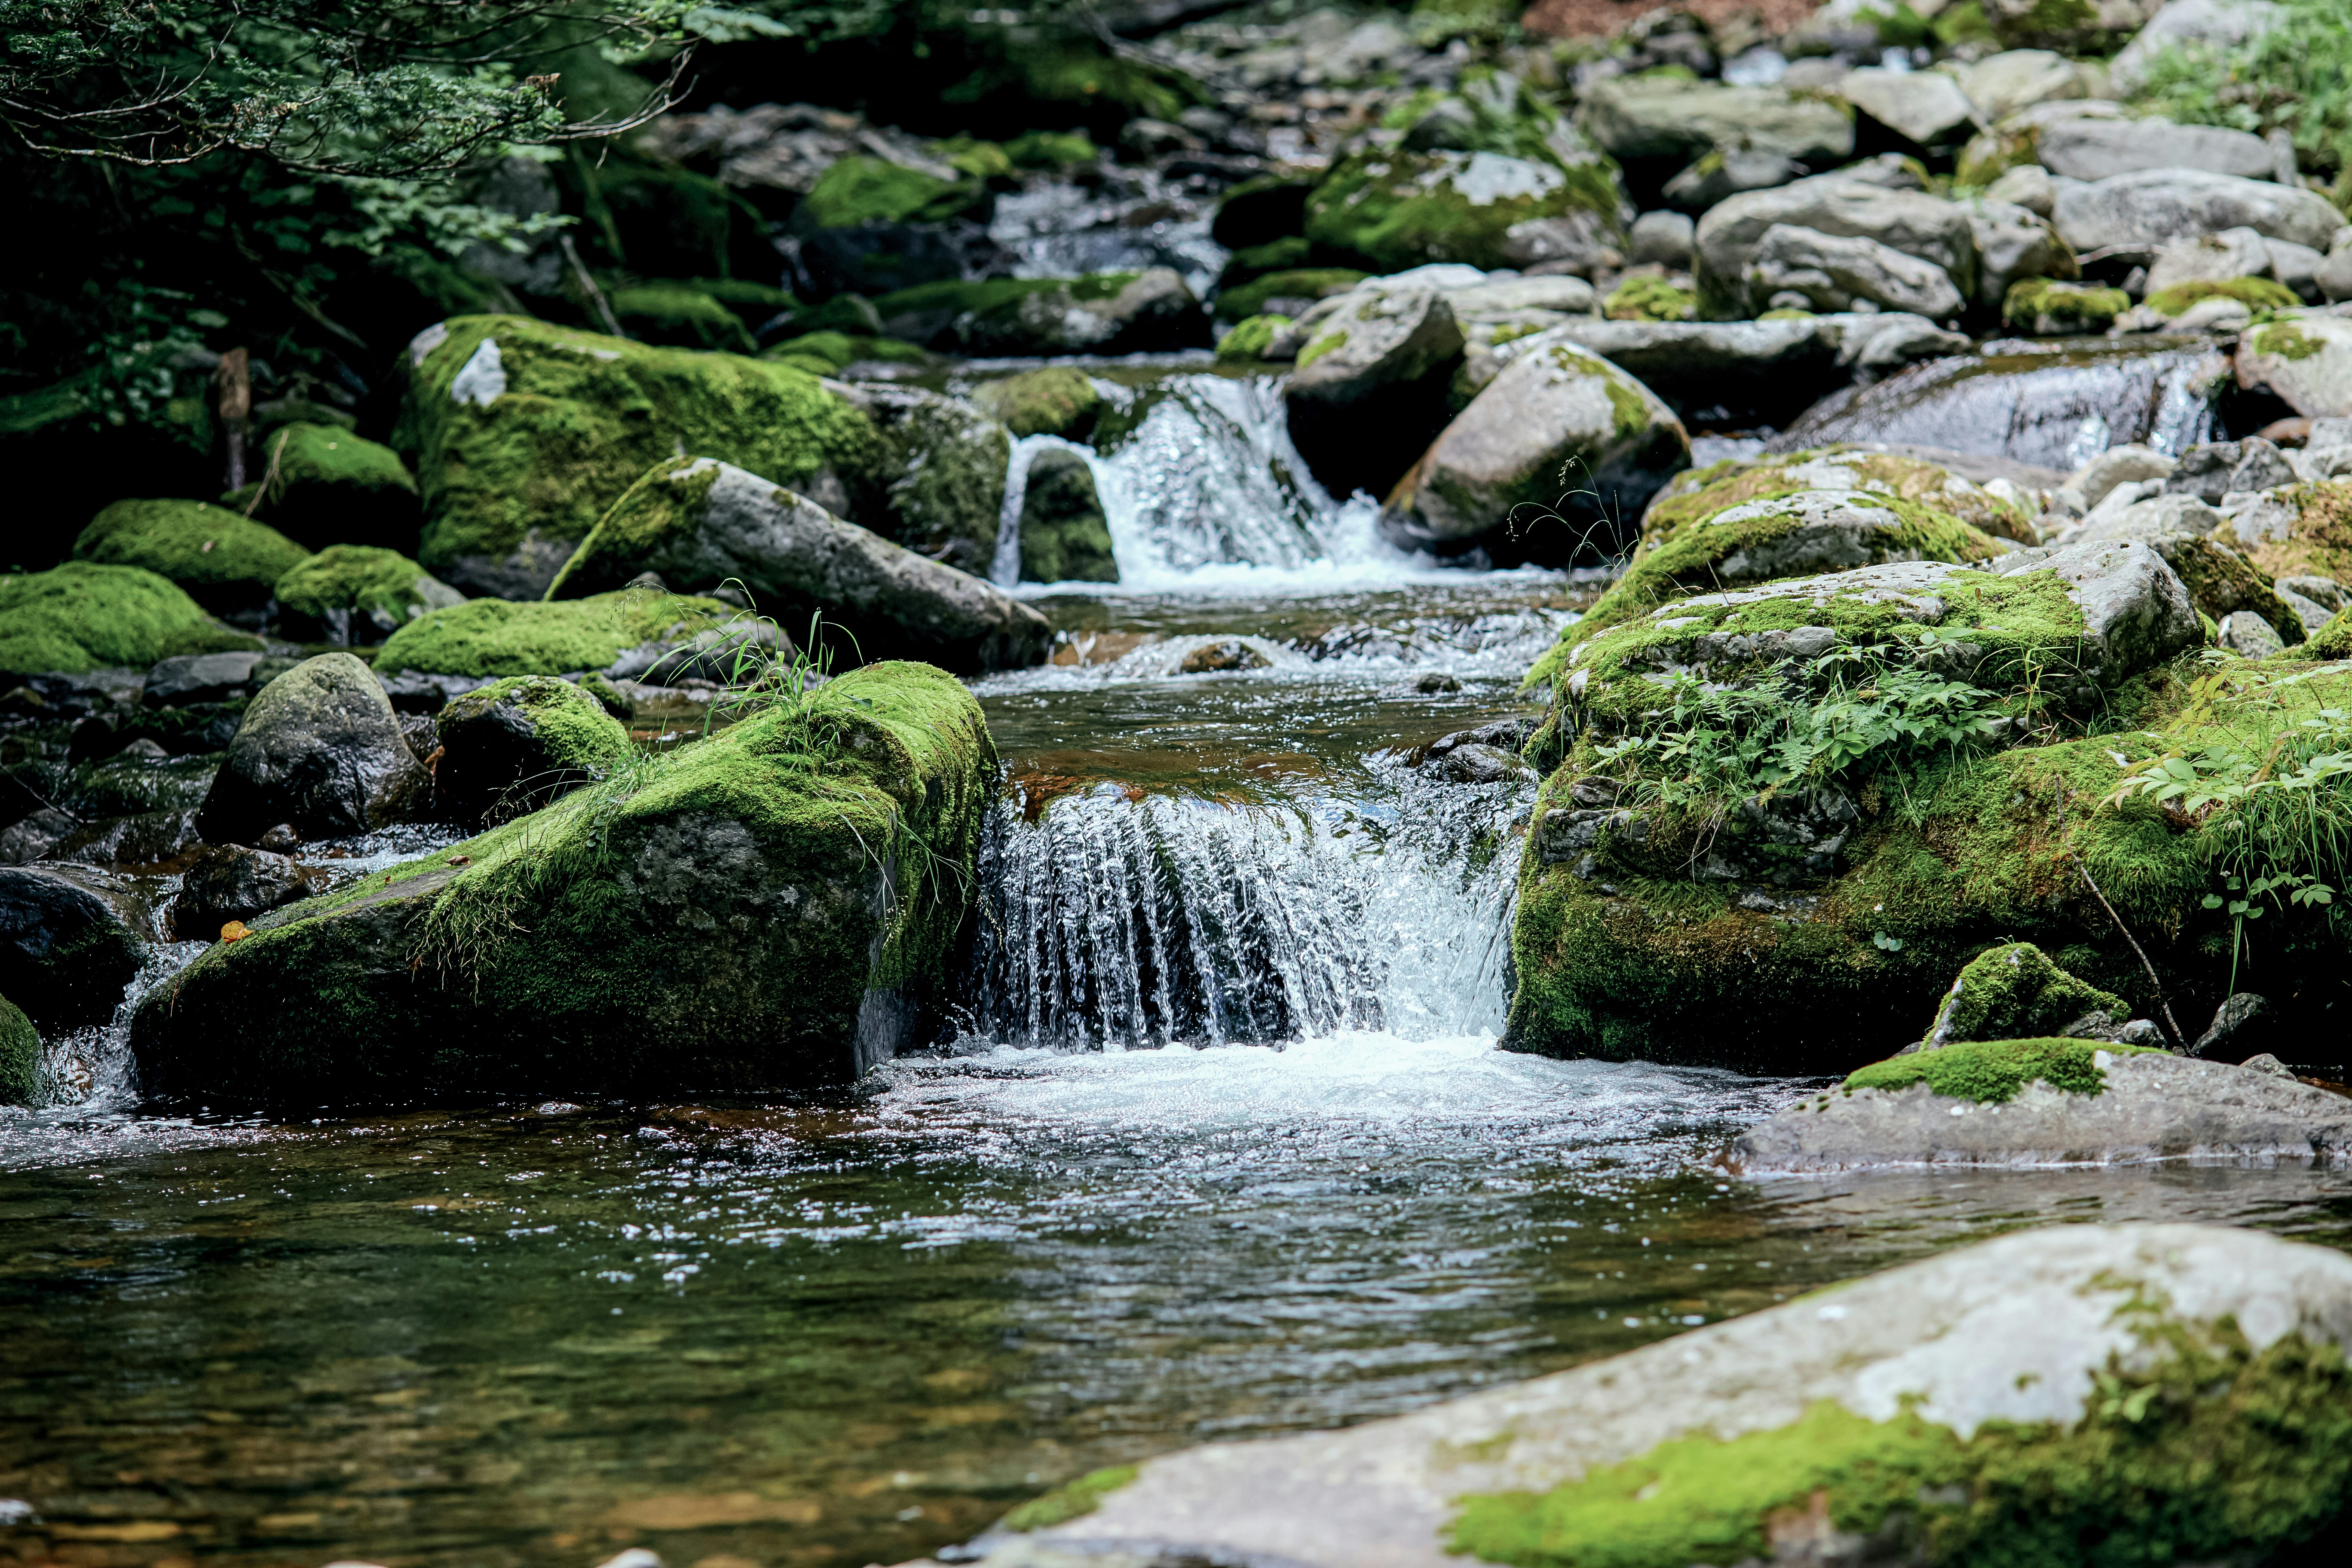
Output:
6,359,2352,1568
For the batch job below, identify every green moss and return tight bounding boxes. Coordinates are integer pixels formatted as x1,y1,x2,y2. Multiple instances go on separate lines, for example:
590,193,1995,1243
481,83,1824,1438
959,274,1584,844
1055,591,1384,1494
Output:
275,545,461,638
971,366,1102,440
2251,319,2328,361
1216,314,1287,360
1213,268,1368,322
1002,1466,1139,1532
935,136,1014,181
435,674,635,823
794,156,985,229
608,282,759,353
0,994,36,1107
1604,276,1697,323
72,499,311,612
1219,235,1313,289
1850,1035,2163,1102
1758,306,1817,321
868,392,1013,570
1296,328,1348,369
1004,129,1097,168
686,276,797,322
221,422,420,551
2002,279,2130,335
2147,276,2302,319
395,315,876,579
2220,480,2352,585
1305,147,1625,276
2159,536,2306,646
1017,450,1118,585
1602,377,1652,444
0,562,261,676
544,458,723,603
372,587,736,678
1920,941,2127,1045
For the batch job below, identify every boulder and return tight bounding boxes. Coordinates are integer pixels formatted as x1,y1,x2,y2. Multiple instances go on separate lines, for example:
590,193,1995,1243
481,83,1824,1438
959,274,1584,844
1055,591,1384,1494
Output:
1834,68,1977,150
1984,0,2163,49
2110,0,2285,97
70,501,310,623
0,563,261,680
2071,442,2177,507
131,662,995,1102
0,994,34,1106
785,155,998,297
2144,226,2275,295
2164,436,2296,503
857,386,1011,576
2193,989,2269,1056
1016,449,1118,585
2321,238,2352,304
432,674,636,828
2220,479,2352,583
1954,49,2094,121
1626,210,1694,270
1283,289,1466,499
2036,116,2276,183
1574,78,1854,168
2076,490,2225,543
1983,163,2058,217
1955,99,2129,187
870,272,1209,358
2002,278,2129,334
2217,607,2286,655
0,863,150,1031
220,423,421,552
946,1223,2352,1568
1660,146,1809,214
372,588,782,686
196,653,429,846
395,315,879,600
141,650,263,708
2051,168,2345,256
1644,445,2043,549
169,844,325,939
1969,200,2081,315
273,545,466,645
547,457,1051,673
970,368,1101,441
1918,941,2129,1046
1379,335,1688,560
1302,148,1628,277
1741,224,1965,320
1694,176,1979,320
2236,314,2352,419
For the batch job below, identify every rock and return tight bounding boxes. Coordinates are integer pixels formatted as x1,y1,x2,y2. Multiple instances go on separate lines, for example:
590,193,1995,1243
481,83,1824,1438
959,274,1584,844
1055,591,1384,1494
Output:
2002,278,2128,335
1956,99,2130,187
2280,573,2349,609
0,993,34,1106
1660,146,1810,214
1574,78,1855,168
1380,334,1689,560
0,810,76,867
857,386,1011,576
2268,238,2328,302
2110,0,2285,96
2279,585,2340,635
398,315,879,601
1626,210,1694,270
2052,168,2346,257
785,155,998,298
2236,314,2352,419
1956,50,2094,122
952,1222,2352,1567
1834,67,1977,150
141,651,264,708
1304,148,1629,277
874,271,1210,358
1642,445,2043,551
1968,200,2080,315
169,844,324,938
2221,479,2352,584
70,500,312,624
196,653,429,846
2217,607,2286,655
272,546,465,645
432,675,635,828
37,804,198,870
1983,163,2058,218
1694,176,1979,320
372,589,778,689
2071,442,2177,507
1736,1047,2352,1170
2078,490,2225,542
1179,640,1271,674
1435,744,1526,784
1506,317,1856,428
2132,533,2307,639
2041,117,2276,184
1742,224,1966,320
2144,226,2275,297
1211,174,1317,249
2321,239,2352,304
220,423,421,552
2193,989,2269,1056
0,562,262,680
547,457,1050,673
1283,289,1466,500
1213,267,1368,324
1016,450,1117,585
132,663,995,1102
970,368,1101,441
1918,941,2129,1047
0,864,150,1031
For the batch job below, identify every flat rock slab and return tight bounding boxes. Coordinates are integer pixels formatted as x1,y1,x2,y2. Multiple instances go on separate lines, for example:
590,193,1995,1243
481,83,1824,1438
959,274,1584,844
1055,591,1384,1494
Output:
1733,1053,2352,1173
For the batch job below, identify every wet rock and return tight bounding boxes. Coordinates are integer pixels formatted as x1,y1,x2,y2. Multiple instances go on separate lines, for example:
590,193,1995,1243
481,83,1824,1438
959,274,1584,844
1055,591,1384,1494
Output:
1434,744,1526,785
1742,224,1965,320
1694,176,1979,320
1574,78,1855,169
43,808,202,868
887,271,1210,358
2144,226,2275,297
141,652,263,709
220,422,421,554
946,1224,2352,1568
2236,314,2352,419
857,386,1011,576
0,810,75,867
1283,289,1465,500
1517,316,1906,428
0,863,150,1031
2051,168,2345,257
1179,640,1271,674
2217,608,2286,656
433,675,635,829
1917,941,2128,1049
786,156,1000,298
1016,450,1118,586
196,653,429,847
170,844,324,938
132,663,995,1102
1735,1048,2352,1171
547,457,1050,674
272,546,465,645
1380,334,1688,561
2193,990,2269,1057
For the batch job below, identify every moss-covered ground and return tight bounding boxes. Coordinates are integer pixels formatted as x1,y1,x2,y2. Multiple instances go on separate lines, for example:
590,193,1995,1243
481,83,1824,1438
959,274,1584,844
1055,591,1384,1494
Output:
0,562,262,676
72,499,311,612
373,587,736,678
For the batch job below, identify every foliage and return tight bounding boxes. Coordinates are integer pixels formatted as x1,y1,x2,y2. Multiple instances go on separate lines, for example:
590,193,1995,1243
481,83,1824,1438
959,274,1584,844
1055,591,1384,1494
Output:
2131,0,2352,184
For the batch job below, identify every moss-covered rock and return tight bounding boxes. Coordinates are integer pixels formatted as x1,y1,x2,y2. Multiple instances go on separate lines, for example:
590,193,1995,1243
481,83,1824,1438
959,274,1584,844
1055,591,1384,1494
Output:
0,993,34,1106
71,500,311,619
862,387,1011,575
970,367,1102,441
1602,275,1696,323
1004,129,1097,169
869,272,1209,356
2219,479,2352,587
1920,940,2129,1047
274,545,466,646
394,315,878,601
0,562,261,677
2003,277,2130,335
1214,314,1289,361
432,674,635,828
1304,147,1626,276
1218,236,1313,291
607,282,760,353
131,662,996,1101
794,156,987,230
1211,268,1368,323
374,589,760,683
2151,534,2306,647
1211,173,1318,249
1017,448,1118,584
220,422,421,552
2145,275,2301,319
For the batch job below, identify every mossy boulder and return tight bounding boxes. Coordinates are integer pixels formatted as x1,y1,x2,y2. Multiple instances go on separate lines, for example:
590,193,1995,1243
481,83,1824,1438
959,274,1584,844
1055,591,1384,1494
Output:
607,282,760,353
432,674,636,828
861,386,1012,575
72,500,311,620
1219,235,1313,291
1213,268,1369,323
2148,534,2306,648
0,993,34,1106
2147,275,2300,320
2235,313,2352,422
1602,275,1697,323
794,156,987,232
2219,480,2352,587
1920,940,2129,1047
131,662,996,1102
220,423,421,552
958,1223,2352,1568
394,315,879,601
197,653,429,846
2003,277,2130,335
1215,315,1288,361
274,545,466,646
971,367,1102,441
374,589,769,684
0,864,151,1032
1017,448,1118,585
868,272,1210,357
1304,148,1627,276
0,563,262,677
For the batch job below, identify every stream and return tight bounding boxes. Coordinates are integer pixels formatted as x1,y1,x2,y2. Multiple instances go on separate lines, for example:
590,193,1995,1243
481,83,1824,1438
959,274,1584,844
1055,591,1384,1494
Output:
4,363,2350,1568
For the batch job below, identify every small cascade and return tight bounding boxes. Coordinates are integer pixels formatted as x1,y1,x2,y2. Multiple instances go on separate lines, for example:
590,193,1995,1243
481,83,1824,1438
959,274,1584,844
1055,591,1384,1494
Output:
991,432,1095,588
967,764,1527,1050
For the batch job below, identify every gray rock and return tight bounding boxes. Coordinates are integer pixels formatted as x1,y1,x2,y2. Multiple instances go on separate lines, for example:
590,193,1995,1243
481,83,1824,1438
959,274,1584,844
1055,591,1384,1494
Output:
375,669,497,714
433,675,635,829
1836,67,1977,149
1522,315,1955,426
2235,312,2352,418
552,458,1051,673
141,652,264,709
169,844,322,938
2052,168,2346,256
43,807,201,868
2193,990,2269,1057
2229,436,2297,493
1626,209,1694,270
2036,117,2276,183
2321,239,2352,304
1694,176,1980,318
1957,50,2092,122
899,270,1208,357
2278,587,2340,636
2069,442,2175,507
0,863,150,1030
2144,226,2275,297
1983,162,2058,218
1284,289,1466,500
2110,0,2284,96
2267,238,2327,301
2217,608,2285,656
1661,146,1807,213
2161,439,2262,504
2239,1050,2295,1078
1988,537,2203,676
0,809,76,867
1743,224,1965,319
196,652,430,846
2077,491,2225,542
1574,78,1854,166
2278,573,2349,611
1434,743,1527,785
1966,199,2078,314
946,1224,2352,1568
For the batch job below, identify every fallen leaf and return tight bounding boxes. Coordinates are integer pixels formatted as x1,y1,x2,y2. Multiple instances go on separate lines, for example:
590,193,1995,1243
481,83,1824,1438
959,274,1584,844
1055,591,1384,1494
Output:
220,921,248,943
449,854,471,865
199,539,217,554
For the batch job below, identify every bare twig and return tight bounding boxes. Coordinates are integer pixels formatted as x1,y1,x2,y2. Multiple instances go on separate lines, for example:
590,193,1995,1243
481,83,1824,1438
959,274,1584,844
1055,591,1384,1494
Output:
562,235,626,338
2073,855,2191,1051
